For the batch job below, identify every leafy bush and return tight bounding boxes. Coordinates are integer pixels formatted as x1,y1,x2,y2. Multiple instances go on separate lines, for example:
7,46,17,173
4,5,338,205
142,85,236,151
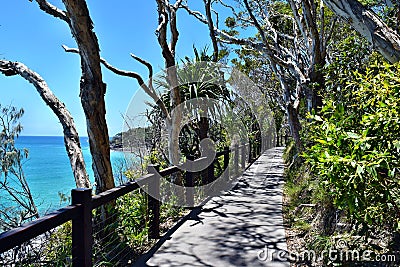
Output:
116,191,148,247
304,62,400,230
44,222,72,265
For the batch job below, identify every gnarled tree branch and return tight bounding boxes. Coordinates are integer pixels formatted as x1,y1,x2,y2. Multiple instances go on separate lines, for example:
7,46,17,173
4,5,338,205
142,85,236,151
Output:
31,0,69,22
0,60,90,188
204,0,219,61
62,45,170,121
323,0,400,63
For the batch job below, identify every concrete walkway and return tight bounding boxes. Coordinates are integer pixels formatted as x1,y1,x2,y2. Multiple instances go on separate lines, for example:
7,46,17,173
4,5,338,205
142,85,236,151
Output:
136,147,289,267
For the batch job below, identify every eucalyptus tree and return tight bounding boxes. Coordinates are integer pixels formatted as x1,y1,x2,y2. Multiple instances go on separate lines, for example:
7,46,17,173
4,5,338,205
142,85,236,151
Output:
183,0,338,149
29,0,115,193
62,0,186,190
323,0,400,63
1,0,120,192
231,48,286,145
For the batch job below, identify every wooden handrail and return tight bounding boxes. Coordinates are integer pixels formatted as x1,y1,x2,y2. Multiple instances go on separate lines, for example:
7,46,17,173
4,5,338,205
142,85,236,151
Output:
158,165,179,177
0,205,80,253
216,149,230,157
92,174,151,209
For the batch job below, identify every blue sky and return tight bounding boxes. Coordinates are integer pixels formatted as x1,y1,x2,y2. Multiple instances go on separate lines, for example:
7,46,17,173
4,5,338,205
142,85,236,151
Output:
1,0,226,137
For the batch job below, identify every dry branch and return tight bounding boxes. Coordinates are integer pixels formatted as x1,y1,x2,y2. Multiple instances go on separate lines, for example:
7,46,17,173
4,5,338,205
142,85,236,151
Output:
323,0,400,63
62,45,170,120
31,0,69,22
0,60,90,188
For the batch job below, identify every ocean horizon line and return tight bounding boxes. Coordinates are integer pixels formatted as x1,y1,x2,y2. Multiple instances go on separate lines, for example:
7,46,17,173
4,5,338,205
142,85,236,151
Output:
19,135,119,138
19,135,88,138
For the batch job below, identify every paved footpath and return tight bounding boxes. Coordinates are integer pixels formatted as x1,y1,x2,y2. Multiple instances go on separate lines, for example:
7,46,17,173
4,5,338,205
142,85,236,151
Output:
135,147,289,267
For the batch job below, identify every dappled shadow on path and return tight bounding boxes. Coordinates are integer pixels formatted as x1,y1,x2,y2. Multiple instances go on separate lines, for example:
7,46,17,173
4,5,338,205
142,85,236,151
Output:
134,147,288,267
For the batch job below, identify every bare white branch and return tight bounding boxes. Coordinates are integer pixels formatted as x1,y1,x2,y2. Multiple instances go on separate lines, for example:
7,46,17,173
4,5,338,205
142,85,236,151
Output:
31,0,69,22
0,59,90,188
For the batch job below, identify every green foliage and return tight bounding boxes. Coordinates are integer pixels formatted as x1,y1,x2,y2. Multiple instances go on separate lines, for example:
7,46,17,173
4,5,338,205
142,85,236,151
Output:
0,105,26,174
117,191,148,247
0,104,38,231
323,35,379,103
152,46,232,159
160,194,183,223
44,222,73,265
304,62,400,230
225,17,236,28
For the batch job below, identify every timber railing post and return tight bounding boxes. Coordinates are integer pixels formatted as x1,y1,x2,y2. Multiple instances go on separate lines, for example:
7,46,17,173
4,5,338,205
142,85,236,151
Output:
223,146,230,181
223,146,230,170
72,188,93,267
185,155,195,207
234,144,239,176
277,132,280,147
252,141,257,160
208,156,215,184
262,136,265,151
147,164,160,239
241,144,246,170
248,140,252,163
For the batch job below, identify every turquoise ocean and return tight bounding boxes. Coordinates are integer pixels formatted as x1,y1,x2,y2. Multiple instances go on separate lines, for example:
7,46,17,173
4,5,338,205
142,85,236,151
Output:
7,136,126,214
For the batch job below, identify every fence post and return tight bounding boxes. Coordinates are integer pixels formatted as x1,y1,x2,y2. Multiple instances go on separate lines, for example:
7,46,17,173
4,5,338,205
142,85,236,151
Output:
185,155,195,207
147,164,160,239
223,146,230,170
257,140,261,157
261,136,265,151
248,140,252,163
207,156,215,184
223,146,230,182
72,188,93,267
252,141,257,160
241,144,246,170
234,144,239,176
277,132,280,147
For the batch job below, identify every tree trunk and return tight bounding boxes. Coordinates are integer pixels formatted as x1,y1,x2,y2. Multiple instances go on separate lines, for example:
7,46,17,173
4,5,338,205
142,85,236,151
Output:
204,0,219,62
287,104,303,151
166,66,182,167
0,60,90,188
308,67,325,112
323,0,400,63
62,0,115,193
198,116,209,141
155,1,183,192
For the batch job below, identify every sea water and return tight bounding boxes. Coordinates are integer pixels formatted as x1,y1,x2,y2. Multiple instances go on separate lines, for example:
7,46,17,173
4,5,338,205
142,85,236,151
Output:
3,136,128,214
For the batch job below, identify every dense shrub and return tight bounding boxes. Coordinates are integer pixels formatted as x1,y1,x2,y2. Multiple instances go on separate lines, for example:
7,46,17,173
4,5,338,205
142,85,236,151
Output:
304,62,400,230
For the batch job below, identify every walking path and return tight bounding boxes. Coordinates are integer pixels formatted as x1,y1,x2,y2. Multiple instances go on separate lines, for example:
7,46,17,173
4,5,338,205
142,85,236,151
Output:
136,147,289,267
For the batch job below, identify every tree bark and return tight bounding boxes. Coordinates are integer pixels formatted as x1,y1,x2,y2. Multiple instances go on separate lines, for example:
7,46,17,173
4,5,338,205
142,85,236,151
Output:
287,104,302,150
62,0,115,192
275,65,303,150
204,0,219,62
0,60,90,188
323,0,400,63
155,0,183,168
198,117,209,141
